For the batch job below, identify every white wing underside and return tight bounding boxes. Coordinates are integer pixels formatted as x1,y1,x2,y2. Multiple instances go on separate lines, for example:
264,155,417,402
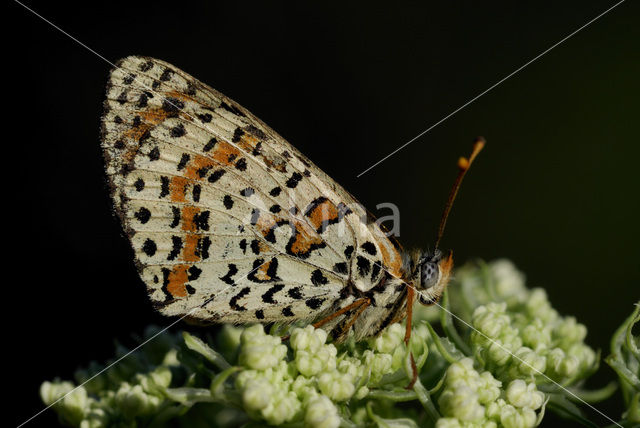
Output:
101,56,404,324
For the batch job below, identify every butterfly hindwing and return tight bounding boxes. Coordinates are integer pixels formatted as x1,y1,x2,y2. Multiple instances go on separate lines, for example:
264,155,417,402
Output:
102,56,403,326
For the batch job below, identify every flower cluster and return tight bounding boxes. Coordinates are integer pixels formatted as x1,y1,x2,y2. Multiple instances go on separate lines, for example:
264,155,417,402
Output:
40,260,614,427
436,358,545,428
40,327,183,428
454,260,597,386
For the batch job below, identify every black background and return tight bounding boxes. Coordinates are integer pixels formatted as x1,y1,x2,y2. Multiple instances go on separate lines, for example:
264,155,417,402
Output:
10,1,639,427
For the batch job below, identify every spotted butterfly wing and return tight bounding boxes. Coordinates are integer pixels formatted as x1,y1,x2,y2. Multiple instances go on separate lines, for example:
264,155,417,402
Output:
101,56,404,339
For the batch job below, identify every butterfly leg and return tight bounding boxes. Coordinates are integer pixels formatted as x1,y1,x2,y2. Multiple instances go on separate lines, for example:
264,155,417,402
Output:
280,298,370,342
404,286,418,389
312,297,370,329
330,298,372,343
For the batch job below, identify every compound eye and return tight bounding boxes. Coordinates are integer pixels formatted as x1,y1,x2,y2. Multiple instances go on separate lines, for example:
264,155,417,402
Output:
421,262,439,289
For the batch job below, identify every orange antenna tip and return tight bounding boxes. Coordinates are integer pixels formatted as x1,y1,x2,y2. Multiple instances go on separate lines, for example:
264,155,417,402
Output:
434,138,485,249
458,157,470,170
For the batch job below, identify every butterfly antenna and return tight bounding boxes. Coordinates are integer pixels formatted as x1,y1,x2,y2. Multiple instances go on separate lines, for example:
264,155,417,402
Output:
434,137,485,249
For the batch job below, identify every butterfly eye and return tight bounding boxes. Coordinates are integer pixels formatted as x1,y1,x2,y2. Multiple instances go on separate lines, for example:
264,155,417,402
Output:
421,262,439,289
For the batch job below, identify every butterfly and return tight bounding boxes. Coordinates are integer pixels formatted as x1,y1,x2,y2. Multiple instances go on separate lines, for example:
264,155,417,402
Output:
101,56,482,349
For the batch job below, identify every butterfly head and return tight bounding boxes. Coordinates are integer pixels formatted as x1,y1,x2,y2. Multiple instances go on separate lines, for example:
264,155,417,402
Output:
415,249,453,305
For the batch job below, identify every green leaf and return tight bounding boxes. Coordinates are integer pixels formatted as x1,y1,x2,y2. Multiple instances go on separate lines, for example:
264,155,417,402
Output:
440,290,471,356
164,387,216,405
547,393,599,428
183,332,231,370
423,321,464,364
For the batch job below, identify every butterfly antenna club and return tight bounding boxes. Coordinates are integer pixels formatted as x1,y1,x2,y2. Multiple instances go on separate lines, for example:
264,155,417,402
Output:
434,137,485,250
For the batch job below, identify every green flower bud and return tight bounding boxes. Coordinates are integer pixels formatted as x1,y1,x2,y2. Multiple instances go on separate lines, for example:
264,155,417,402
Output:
370,323,404,354
477,371,502,404
291,375,316,401
318,371,355,401
486,339,513,366
260,389,302,425
435,418,462,428
304,395,340,428
511,347,546,377
567,343,596,370
162,348,179,366
505,380,545,410
554,316,587,345
491,259,528,305
115,382,161,419
525,289,558,324
355,385,369,400
521,319,551,351
290,325,327,352
438,386,485,422
295,345,337,377
239,325,287,370
500,404,538,428
486,398,507,421
40,381,88,426
362,350,394,383
546,348,579,379
500,404,526,428
79,407,109,428
242,378,273,411
472,303,510,338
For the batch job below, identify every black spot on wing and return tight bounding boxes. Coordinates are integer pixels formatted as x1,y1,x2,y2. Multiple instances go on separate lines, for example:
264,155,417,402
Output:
167,236,183,260
269,187,282,197
149,147,160,161
194,211,210,231
160,176,170,198
361,241,377,256
170,206,180,228
306,297,325,310
344,245,354,259
134,207,151,224
139,60,154,71
371,261,382,282
262,284,285,304
250,239,261,254
223,195,234,209
162,97,184,114
220,264,238,285
235,158,247,171
286,172,303,188
229,287,250,311
195,236,211,259
188,265,202,281
311,269,329,286
142,239,157,256
282,306,295,317
197,113,212,123
288,287,303,300
177,153,190,171
221,101,246,117
208,169,226,183
134,178,145,191
192,184,201,202
203,138,217,152
159,68,174,81
170,124,186,138
356,256,371,276
333,262,348,275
